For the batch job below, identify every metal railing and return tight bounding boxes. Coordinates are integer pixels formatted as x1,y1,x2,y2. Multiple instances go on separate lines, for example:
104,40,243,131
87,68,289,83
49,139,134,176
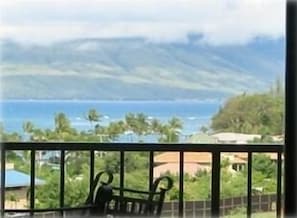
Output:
0,142,283,217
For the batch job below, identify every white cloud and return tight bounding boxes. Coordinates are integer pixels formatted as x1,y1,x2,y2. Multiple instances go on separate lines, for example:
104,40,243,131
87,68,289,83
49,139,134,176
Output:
0,0,285,45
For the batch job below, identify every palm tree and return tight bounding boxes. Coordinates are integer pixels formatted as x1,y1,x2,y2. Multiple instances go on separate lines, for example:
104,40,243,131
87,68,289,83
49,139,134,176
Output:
54,113,72,139
135,113,149,137
150,118,162,134
86,109,102,132
125,113,150,142
168,117,182,130
31,129,46,141
125,113,136,131
106,121,126,141
23,121,35,134
159,117,183,143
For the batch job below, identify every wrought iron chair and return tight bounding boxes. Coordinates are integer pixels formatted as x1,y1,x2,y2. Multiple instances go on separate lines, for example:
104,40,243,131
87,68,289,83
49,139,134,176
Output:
83,171,173,217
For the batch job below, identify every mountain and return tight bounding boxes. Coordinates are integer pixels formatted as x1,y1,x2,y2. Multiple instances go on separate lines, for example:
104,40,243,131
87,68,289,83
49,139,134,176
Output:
0,37,285,100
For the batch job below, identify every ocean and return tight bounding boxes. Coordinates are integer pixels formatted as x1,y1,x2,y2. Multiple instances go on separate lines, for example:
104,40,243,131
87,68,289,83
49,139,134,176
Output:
0,100,221,142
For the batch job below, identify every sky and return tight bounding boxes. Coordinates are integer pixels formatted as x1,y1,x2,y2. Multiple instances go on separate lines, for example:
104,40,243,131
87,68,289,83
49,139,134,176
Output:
0,0,286,45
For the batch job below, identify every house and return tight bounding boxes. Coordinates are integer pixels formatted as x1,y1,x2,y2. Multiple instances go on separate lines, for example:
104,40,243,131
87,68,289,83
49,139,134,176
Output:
187,133,217,144
153,152,247,178
5,164,44,209
222,153,247,172
211,132,261,144
154,152,212,178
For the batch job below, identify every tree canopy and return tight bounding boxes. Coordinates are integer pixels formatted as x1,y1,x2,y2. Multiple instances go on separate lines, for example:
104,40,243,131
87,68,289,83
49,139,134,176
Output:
211,93,284,136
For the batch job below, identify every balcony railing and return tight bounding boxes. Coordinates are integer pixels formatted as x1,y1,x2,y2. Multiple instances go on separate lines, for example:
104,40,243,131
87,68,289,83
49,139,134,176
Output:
0,142,283,217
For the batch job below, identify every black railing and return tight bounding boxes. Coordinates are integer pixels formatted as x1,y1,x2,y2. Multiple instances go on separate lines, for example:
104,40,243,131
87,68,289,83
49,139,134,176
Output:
0,142,283,218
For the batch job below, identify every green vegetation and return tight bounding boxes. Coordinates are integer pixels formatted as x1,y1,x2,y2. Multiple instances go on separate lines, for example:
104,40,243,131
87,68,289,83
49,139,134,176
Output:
1,84,284,213
226,211,276,218
24,152,279,208
211,89,284,137
1,111,182,143
2,110,184,208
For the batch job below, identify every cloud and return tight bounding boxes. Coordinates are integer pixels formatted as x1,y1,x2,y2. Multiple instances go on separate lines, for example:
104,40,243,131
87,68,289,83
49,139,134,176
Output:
0,0,285,45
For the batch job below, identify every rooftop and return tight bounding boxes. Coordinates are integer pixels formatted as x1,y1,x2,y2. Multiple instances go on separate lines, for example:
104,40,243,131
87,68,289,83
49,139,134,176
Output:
5,170,45,188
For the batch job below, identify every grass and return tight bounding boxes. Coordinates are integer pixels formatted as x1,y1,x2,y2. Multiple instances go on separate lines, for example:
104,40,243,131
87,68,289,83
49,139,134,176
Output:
225,211,277,218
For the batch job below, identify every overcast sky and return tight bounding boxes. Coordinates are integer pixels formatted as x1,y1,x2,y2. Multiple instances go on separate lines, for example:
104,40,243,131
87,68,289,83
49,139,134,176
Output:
0,0,285,45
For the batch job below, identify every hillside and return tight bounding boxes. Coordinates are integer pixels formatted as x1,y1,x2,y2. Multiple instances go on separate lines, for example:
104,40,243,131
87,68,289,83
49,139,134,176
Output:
0,37,284,100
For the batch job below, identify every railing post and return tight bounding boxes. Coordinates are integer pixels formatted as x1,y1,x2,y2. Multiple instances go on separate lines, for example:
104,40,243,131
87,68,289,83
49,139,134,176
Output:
59,150,65,216
30,149,36,216
149,151,154,191
120,151,125,201
276,152,282,218
211,151,220,218
0,145,5,217
247,152,252,218
89,149,95,201
285,0,297,217
179,151,184,218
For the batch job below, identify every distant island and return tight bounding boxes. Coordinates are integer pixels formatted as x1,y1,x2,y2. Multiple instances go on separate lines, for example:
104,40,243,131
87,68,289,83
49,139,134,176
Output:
1,37,284,100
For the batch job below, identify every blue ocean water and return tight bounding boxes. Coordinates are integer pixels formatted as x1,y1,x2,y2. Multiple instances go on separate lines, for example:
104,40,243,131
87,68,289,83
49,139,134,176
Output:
0,100,221,140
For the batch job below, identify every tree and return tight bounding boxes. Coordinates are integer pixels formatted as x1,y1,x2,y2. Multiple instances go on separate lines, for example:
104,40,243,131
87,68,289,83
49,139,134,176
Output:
168,117,182,130
125,113,137,132
159,117,183,143
200,126,209,133
105,121,125,141
211,93,284,136
35,171,60,208
252,154,276,178
86,109,102,131
23,121,34,134
0,122,21,142
150,118,162,133
54,113,72,136
124,113,150,142
134,113,150,140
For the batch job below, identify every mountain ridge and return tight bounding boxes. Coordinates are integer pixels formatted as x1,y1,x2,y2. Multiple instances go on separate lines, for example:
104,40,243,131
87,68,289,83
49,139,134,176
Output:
0,37,285,100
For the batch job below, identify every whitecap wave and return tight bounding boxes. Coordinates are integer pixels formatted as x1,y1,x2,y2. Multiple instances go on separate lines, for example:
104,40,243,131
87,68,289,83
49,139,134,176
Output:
187,116,197,120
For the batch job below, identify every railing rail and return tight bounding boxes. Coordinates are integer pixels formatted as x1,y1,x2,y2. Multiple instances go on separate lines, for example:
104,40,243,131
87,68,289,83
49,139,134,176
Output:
0,142,283,218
